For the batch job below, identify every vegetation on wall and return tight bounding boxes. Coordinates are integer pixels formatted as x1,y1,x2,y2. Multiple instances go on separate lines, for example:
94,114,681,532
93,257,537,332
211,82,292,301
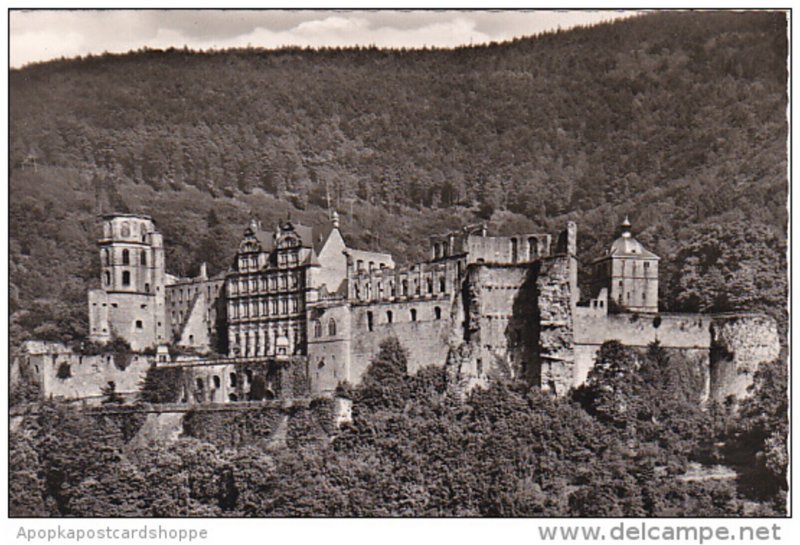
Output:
8,11,788,350
10,337,788,517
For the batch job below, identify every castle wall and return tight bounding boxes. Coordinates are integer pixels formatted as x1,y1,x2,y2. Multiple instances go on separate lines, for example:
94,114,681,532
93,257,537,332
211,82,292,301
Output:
349,298,454,381
89,291,160,351
572,310,712,387
307,302,353,395
536,256,578,394
464,264,538,381
25,346,153,404
466,233,551,264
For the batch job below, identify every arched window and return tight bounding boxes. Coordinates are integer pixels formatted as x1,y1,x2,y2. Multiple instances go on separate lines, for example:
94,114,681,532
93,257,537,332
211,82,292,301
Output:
314,320,322,338
528,237,537,258
122,249,130,265
410,309,417,322
434,307,442,320
386,310,393,324
230,373,238,388
213,376,221,388
122,271,131,286
402,279,409,296
367,311,374,332
439,277,446,293
140,251,147,266
328,318,337,336
104,249,110,265
427,277,433,294
104,271,111,286
121,222,130,237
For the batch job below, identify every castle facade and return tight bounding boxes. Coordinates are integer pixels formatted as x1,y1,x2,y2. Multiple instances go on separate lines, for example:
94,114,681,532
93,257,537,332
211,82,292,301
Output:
17,211,780,405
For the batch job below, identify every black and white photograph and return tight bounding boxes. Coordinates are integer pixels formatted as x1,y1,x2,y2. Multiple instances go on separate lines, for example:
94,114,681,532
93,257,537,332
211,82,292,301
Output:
6,5,791,523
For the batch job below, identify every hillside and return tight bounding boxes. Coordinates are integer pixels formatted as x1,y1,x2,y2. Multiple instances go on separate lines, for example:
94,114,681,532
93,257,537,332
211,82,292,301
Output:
9,11,788,348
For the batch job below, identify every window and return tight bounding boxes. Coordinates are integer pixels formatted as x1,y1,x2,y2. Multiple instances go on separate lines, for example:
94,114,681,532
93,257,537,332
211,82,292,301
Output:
367,311,374,331
104,271,111,286
122,249,130,265
314,320,322,338
121,222,130,237
529,237,537,258
328,318,337,336
511,238,518,263
145,283,150,293
135,320,143,329
427,277,433,294
140,251,147,265
196,378,204,390
434,307,442,320
213,376,221,388
410,309,417,322
104,249,110,265
357,259,364,271
386,310,393,324
122,271,131,286
439,277,446,293
402,280,409,296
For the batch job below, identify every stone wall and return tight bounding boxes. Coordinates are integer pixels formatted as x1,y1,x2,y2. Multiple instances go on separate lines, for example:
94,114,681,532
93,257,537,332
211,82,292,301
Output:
17,342,153,404
709,313,781,401
349,297,455,380
572,311,712,387
536,256,577,394
462,264,538,382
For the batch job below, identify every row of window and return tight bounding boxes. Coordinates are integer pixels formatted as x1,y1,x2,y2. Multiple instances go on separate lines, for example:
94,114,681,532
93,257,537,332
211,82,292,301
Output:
229,297,302,319
103,270,151,292
104,248,147,267
168,283,221,304
353,275,448,301
313,319,337,337
229,273,301,296
237,250,300,271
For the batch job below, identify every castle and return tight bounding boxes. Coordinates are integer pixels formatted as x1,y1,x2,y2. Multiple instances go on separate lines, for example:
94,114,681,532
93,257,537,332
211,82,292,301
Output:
15,211,780,405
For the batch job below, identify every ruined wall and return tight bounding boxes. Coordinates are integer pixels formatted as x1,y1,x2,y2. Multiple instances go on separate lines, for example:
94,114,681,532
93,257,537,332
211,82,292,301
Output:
349,297,455,381
465,233,551,264
535,256,577,395
709,314,781,401
307,302,353,395
572,311,712,387
18,342,153,404
461,264,537,382
88,291,162,351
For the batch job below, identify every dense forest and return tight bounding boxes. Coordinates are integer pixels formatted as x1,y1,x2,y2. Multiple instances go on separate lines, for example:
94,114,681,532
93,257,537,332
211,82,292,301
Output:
9,338,788,516
9,10,788,349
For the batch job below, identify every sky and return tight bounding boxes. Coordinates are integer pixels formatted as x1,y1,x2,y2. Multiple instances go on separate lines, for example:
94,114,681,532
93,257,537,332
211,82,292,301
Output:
9,10,639,68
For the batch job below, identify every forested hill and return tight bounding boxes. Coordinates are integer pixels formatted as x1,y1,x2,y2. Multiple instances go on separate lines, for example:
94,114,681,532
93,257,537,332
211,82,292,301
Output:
9,11,788,347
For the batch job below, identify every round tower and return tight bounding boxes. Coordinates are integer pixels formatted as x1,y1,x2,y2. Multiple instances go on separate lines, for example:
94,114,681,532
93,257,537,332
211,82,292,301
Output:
90,213,167,350
98,214,161,294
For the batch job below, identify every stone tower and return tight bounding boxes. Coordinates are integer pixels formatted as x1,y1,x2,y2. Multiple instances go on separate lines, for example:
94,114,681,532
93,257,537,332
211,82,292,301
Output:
592,217,659,313
88,214,168,350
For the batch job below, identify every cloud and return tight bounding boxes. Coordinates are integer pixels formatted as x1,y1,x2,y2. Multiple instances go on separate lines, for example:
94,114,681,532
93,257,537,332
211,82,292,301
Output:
10,10,637,68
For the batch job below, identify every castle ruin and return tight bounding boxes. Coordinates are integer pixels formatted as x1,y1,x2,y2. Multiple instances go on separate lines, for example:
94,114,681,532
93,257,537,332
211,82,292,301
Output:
14,212,780,405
